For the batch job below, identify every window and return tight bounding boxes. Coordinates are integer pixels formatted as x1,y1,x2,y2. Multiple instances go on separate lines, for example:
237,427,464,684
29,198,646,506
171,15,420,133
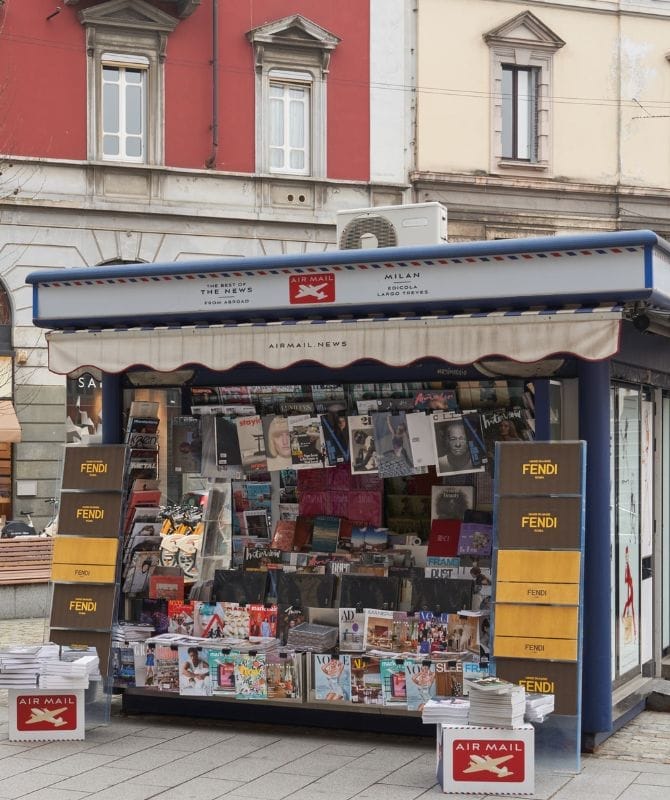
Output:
269,73,311,175
484,11,564,173
101,56,147,162
247,15,340,178
78,0,178,165
501,65,538,161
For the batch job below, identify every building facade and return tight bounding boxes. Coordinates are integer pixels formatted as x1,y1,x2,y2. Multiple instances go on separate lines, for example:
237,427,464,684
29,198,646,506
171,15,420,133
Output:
0,0,413,526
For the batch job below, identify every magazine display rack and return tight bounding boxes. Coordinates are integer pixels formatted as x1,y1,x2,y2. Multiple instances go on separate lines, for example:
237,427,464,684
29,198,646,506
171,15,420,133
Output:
115,380,536,731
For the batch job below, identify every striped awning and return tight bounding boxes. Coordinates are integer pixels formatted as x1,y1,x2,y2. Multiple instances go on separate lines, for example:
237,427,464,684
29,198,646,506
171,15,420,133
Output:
45,307,622,375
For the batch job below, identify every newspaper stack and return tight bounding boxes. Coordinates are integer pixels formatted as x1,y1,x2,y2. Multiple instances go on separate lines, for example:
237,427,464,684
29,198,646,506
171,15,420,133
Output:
39,654,100,690
112,622,154,645
421,697,470,725
466,676,526,728
525,692,555,723
287,622,338,652
0,645,60,688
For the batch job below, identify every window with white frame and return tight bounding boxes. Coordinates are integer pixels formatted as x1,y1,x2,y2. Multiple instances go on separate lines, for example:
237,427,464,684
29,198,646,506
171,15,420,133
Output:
501,65,539,161
484,11,564,172
269,71,311,175
78,0,177,166
101,55,147,162
247,15,340,178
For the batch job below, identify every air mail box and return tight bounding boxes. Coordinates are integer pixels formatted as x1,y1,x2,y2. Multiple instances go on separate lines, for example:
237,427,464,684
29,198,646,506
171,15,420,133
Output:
8,689,85,741
437,723,534,795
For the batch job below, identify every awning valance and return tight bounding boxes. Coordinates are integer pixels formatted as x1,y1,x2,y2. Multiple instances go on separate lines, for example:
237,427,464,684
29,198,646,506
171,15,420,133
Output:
46,308,622,375
0,401,22,443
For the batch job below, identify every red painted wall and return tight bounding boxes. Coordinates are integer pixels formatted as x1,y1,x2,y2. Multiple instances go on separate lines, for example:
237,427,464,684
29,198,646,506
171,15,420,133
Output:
0,1,87,159
0,0,369,180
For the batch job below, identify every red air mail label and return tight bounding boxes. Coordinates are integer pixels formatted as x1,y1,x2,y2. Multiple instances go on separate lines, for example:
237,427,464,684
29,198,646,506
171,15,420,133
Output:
16,694,78,731
452,738,525,783
289,274,335,304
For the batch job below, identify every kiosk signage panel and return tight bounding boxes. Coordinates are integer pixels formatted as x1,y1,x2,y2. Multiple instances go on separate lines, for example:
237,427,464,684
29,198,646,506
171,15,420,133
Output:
58,492,124,537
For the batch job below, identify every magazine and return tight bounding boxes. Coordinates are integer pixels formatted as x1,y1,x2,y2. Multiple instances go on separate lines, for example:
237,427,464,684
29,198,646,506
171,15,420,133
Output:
405,659,436,711
380,658,408,705
349,415,378,475
406,412,436,468
457,522,493,557
338,607,366,652
215,415,243,469
234,653,268,700
266,651,301,700
167,601,195,636
288,415,325,469
350,655,383,705
208,649,238,696
235,415,268,475
373,411,415,478
193,601,226,638
178,645,212,696
311,516,341,553
363,608,395,652
221,602,250,638
320,407,350,466
171,416,202,473
431,485,474,521
313,654,351,702
432,411,485,477
262,414,293,472
248,604,278,638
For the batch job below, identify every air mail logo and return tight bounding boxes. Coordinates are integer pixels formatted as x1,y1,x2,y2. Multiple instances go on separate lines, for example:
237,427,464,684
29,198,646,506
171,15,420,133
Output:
75,505,104,522
452,739,525,782
289,274,335,304
16,694,78,731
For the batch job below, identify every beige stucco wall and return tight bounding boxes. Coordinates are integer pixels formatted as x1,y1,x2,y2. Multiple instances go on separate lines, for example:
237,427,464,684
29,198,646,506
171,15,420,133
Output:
416,0,670,189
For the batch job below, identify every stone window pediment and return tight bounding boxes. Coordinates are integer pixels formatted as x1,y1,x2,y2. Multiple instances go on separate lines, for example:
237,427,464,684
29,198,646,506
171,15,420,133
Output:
484,10,565,53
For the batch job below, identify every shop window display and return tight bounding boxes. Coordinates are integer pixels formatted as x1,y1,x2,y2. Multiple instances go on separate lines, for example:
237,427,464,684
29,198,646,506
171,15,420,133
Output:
114,380,534,710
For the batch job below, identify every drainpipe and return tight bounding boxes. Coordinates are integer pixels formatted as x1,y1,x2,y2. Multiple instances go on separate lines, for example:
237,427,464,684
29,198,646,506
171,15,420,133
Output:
206,0,219,169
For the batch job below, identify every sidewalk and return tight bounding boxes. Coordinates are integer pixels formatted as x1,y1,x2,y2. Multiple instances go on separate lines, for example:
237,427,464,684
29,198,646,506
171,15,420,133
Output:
0,618,668,800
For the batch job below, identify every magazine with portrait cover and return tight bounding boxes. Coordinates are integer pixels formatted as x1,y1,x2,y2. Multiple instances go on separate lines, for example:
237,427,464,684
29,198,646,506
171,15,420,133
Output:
277,604,307,645
405,659,437,711
430,485,474,522
248,603,278,638
349,415,378,475
320,406,350,466
338,607,366,652
266,650,302,701
373,411,415,478
193,601,226,638
350,655,383,705
234,653,267,700
288,415,325,470
178,645,212,696
262,414,293,473
432,411,485,477
208,648,238,696
480,405,535,464
313,654,351,702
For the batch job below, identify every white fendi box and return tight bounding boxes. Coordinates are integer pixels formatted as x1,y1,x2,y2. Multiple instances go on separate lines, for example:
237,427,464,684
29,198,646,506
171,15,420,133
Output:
8,689,85,741
437,723,534,795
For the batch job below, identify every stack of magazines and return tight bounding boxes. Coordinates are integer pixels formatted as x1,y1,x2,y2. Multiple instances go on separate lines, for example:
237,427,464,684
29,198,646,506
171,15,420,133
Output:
421,697,470,725
287,622,338,652
39,654,100,690
0,645,60,688
466,676,526,728
525,692,555,723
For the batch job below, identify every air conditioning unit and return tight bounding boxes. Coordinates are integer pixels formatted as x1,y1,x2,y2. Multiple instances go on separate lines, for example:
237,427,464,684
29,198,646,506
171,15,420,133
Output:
336,202,448,250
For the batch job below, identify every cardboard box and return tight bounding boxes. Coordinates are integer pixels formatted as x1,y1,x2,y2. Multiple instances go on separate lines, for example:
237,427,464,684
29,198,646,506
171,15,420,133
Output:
8,689,85,741
437,723,534,795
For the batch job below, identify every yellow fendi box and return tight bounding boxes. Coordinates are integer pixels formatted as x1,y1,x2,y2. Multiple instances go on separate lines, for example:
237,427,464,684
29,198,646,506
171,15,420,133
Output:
494,604,579,639
51,538,118,583
493,635,578,662
496,549,581,584
495,581,580,605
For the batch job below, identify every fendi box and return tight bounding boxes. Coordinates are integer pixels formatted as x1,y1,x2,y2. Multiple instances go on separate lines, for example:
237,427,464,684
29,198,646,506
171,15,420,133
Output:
50,583,116,631
58,492,124,537
61,445,126,491
437,723,534,795
8,689,85,741
51,537,119,584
